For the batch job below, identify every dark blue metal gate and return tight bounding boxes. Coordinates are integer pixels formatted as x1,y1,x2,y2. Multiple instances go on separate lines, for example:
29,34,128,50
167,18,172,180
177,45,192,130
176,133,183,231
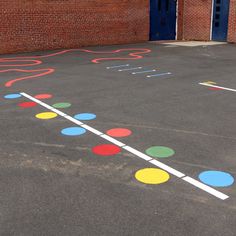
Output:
150,0,177,40
212,0,230,41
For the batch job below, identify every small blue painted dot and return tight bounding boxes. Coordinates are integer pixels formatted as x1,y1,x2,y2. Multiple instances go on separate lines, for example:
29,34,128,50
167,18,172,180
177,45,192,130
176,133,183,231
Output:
74,113,96,121
199,171,234,187
4,93,22,99
61,127,86,136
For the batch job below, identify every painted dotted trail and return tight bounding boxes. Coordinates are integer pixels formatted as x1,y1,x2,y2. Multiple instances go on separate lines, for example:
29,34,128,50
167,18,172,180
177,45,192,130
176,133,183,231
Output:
4,92,235,200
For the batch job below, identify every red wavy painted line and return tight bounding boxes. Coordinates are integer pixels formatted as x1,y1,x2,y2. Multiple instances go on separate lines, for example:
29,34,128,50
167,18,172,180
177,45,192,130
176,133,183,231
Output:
0,59,42,67
1,69,55,87
0,48,151,87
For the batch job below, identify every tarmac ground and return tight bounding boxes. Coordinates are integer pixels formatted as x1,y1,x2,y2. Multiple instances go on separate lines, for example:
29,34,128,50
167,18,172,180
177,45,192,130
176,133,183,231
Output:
1,42,236,236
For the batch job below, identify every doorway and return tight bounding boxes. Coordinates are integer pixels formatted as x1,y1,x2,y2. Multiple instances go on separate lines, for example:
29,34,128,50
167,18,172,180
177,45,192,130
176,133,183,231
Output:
150,0,177,40
212,0,230,41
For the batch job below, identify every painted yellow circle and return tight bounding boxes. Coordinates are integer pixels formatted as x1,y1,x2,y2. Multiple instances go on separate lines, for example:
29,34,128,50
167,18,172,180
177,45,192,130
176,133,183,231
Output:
35,112,58,119
135,168,170,184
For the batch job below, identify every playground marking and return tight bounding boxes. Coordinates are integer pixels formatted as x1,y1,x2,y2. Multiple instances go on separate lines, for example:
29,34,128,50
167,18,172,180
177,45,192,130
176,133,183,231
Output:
118,67,142,72
147,72,172,78
132,69,156,75
149,159,185,178
100,134,126,147
199,83,236,92
106,64,130,69
20,92,229,200
182,177,228,200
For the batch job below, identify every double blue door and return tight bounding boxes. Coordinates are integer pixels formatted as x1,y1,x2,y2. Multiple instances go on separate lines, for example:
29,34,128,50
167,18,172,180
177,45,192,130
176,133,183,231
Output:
212,0,230,41
150,0,176,40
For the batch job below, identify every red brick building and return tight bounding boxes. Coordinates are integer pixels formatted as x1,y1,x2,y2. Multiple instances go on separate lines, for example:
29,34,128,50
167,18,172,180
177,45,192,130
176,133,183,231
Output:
0,0,235,54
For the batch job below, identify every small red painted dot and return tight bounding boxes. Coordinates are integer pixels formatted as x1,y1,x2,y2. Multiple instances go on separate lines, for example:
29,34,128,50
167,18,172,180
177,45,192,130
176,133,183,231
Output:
106,128,132,137
18,102,37,108
92,144,121,156
34,94,52,99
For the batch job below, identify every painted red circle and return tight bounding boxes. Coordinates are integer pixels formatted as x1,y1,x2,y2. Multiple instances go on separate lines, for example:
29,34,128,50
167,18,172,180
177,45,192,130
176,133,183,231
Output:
34,94,52,99
18,102,37,108
92,144,121,156
106,128,132,137
208,87,223,91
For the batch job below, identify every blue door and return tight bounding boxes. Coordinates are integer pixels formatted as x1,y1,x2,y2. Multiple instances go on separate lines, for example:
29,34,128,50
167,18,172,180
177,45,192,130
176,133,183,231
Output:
212,0,230,41
150,0,177,40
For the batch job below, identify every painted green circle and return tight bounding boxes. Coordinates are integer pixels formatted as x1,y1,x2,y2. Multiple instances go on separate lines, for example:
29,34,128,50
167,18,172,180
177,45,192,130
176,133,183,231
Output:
145,146,175,158
52,102,71,109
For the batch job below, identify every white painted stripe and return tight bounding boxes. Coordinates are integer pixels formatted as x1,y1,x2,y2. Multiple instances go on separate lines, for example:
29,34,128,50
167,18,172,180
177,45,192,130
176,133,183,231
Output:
182,176,229,200
199,83,236,92
118,67,142,72
147,72,172,78
106,64,130,69
20,93,52,109
64,115,85,125
149,159,185,178
20,92,229,200
80,124,104,136
123,146,152,161
132,69,156,75
100,134,126,147
49,108,67,117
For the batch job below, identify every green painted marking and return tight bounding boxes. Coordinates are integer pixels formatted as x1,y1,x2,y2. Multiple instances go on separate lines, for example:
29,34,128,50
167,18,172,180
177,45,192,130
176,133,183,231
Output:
52,102,71,109
145,146,175,158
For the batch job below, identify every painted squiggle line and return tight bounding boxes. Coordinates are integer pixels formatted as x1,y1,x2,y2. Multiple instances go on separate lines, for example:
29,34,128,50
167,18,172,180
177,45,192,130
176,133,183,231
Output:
2,69,55,87
0,48,151,87
0,59,42,67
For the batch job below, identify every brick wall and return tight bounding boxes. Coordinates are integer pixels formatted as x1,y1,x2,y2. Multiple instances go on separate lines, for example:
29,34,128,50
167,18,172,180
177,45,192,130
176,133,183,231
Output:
177,0,184,40
0,0,149,54
179,0,213,41
228,0,236,42
178,0,236,43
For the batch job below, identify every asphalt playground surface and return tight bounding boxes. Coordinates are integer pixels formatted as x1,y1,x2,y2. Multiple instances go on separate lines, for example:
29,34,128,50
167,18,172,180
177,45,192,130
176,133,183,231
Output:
1,42,236,235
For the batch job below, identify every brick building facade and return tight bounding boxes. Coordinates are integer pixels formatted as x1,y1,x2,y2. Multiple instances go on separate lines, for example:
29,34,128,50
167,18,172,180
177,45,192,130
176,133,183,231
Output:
0,0,149,54
178,0,236,42
0,0,235,54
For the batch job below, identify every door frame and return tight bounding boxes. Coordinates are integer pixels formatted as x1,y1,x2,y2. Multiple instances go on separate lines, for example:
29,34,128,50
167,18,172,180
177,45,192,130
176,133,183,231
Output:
210,0,214,40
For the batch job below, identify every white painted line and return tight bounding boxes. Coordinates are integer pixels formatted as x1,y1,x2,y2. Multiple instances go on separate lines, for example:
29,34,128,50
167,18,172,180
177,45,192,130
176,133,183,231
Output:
149,159,185,178
64,115,85,125
100,134,126,147
123,146,152,161
106,64,130,69
81,124,104,136
199,83,236,92
20,92,229,200
118,67,142,72
132,69,156,75
182,176,229,200
147,72,172,78
49,108,67,117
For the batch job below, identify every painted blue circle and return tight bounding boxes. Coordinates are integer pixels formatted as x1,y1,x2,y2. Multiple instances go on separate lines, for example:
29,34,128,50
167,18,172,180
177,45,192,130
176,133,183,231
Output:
61,127,86,136
199,171,234,187
74,113,96,121
4,93,22,99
